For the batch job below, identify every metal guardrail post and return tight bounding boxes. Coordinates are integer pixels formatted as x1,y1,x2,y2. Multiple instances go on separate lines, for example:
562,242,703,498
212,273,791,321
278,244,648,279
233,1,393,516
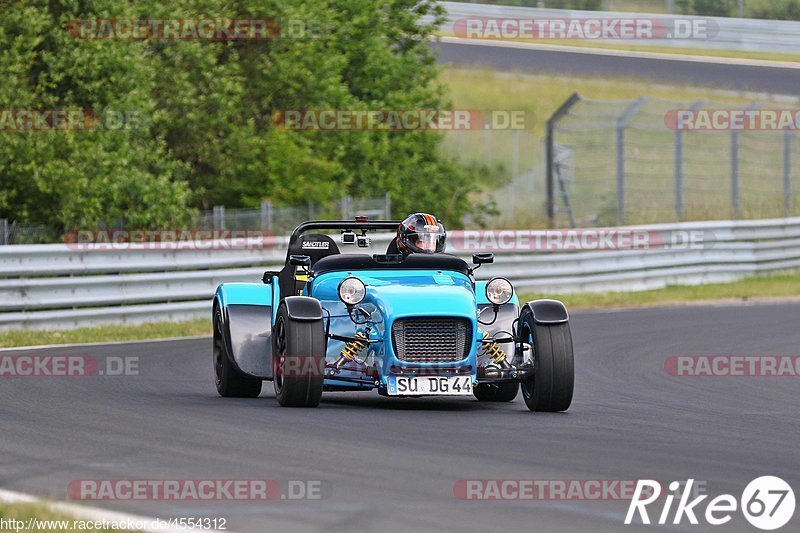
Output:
616,98,647,226
546,92,580,228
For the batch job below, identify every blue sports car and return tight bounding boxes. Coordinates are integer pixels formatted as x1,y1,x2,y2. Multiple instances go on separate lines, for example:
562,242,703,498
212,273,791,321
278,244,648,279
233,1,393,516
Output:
212,219,574,411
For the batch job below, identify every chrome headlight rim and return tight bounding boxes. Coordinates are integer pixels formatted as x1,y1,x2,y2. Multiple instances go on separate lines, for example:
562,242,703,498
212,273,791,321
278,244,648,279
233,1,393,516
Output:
338,276,366,306
486,277,513,305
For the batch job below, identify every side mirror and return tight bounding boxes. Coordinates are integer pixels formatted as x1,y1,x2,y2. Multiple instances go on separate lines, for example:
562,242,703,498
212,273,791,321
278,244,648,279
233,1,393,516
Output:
472,252,494,265
289,255,311,267
262,271,279,284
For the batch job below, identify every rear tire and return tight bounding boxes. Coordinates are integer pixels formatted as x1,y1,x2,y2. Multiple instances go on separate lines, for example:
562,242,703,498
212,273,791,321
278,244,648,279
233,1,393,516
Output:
519,308,574,412
272,303,325,407
213,306,262,398
473,382,519,402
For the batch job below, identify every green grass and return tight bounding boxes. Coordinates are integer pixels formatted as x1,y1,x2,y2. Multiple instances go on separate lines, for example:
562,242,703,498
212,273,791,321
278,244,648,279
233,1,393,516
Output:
0,502,132,532
0,319,211,349
521,270,800,310
440,66,767,139
439,66,799,227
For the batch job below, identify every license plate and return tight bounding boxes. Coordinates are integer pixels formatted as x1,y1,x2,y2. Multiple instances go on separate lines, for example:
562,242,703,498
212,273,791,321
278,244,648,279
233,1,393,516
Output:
387,376,473,396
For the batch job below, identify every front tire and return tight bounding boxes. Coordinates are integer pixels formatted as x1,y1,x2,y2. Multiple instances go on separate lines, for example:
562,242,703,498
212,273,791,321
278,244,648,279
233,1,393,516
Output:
272,303,325,407
473,382,519,402
519,307,574,412
213,307,262,398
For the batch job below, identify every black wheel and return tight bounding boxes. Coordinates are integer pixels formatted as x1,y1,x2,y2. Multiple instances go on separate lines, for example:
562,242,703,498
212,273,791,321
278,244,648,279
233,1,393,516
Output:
519,307,574,412
473,382,519,402
213,306,262,398
272,303,325,407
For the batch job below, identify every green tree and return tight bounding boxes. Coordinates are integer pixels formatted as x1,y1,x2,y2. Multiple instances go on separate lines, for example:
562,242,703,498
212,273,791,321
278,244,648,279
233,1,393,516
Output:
0,0,485,234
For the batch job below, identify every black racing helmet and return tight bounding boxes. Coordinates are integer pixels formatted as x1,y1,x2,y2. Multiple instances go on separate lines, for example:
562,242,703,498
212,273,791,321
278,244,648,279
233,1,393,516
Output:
396,213,446,255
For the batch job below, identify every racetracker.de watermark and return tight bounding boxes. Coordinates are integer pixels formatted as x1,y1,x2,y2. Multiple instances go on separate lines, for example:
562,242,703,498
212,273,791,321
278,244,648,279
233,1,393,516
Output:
0,109,146,131
273,109,529,131
66,18,326,40
447,229,714,252
0,355,138,377
64,229,280,251
665,109,800,131
68,479,329,501
453,17,718,40
664,355,800,377
454,479,665,501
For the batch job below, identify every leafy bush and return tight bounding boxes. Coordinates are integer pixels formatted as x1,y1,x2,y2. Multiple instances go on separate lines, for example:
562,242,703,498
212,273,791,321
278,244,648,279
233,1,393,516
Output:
746,0,800,20
0,0,483,232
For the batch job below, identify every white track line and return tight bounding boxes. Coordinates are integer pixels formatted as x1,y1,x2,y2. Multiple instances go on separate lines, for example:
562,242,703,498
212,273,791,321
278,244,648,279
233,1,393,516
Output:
440,36,800,69
0,335,210,353
0,488,230,533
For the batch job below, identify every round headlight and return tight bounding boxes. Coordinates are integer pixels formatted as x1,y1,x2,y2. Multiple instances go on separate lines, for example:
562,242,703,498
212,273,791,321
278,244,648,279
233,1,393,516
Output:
338,277,366,305
486,277,513,305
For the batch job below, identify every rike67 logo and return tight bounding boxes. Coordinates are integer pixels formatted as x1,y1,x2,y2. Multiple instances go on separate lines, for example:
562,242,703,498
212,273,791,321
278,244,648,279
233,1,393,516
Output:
626,477,795,530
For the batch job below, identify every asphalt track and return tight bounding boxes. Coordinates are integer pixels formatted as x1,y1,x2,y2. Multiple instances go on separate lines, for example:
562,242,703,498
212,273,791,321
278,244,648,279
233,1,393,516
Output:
1,303,799,532
433,40,800,95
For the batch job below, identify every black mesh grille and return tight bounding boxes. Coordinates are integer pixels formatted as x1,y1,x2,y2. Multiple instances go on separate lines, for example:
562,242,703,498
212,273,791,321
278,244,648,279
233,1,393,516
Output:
392,317,472,363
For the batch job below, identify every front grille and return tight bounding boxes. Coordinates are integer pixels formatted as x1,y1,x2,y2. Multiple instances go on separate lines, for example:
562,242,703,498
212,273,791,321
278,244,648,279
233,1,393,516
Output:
392,317,472,363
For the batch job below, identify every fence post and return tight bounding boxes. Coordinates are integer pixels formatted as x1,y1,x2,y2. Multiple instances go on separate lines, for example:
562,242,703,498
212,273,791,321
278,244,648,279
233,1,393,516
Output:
731,128,740,219
785,130,793,214
546,92,581,227
484,128,492,165
674,100,705,221
511,131,519,182
260,201,272,232
674,125,684,221
341,196,351,219
212,205,225,230
616,98,647,226
731,103,759,219
0,219,7,245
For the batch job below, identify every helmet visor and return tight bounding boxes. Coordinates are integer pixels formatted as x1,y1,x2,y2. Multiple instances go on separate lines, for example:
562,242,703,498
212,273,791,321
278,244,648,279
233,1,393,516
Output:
414,231,445,253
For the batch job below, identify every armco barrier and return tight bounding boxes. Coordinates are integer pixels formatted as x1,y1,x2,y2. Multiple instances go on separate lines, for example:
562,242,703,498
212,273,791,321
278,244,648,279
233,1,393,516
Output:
1,217,799,330
437,2,800,54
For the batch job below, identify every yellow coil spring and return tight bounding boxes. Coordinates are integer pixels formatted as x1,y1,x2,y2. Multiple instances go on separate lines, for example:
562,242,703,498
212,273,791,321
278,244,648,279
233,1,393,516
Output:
481,331,507,364
340,332,368,361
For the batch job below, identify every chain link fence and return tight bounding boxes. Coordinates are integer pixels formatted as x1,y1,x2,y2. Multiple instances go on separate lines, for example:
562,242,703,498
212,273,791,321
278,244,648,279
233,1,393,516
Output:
194,195,391,234
547,94,800,228
0,195,391,245
443,128,544,228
